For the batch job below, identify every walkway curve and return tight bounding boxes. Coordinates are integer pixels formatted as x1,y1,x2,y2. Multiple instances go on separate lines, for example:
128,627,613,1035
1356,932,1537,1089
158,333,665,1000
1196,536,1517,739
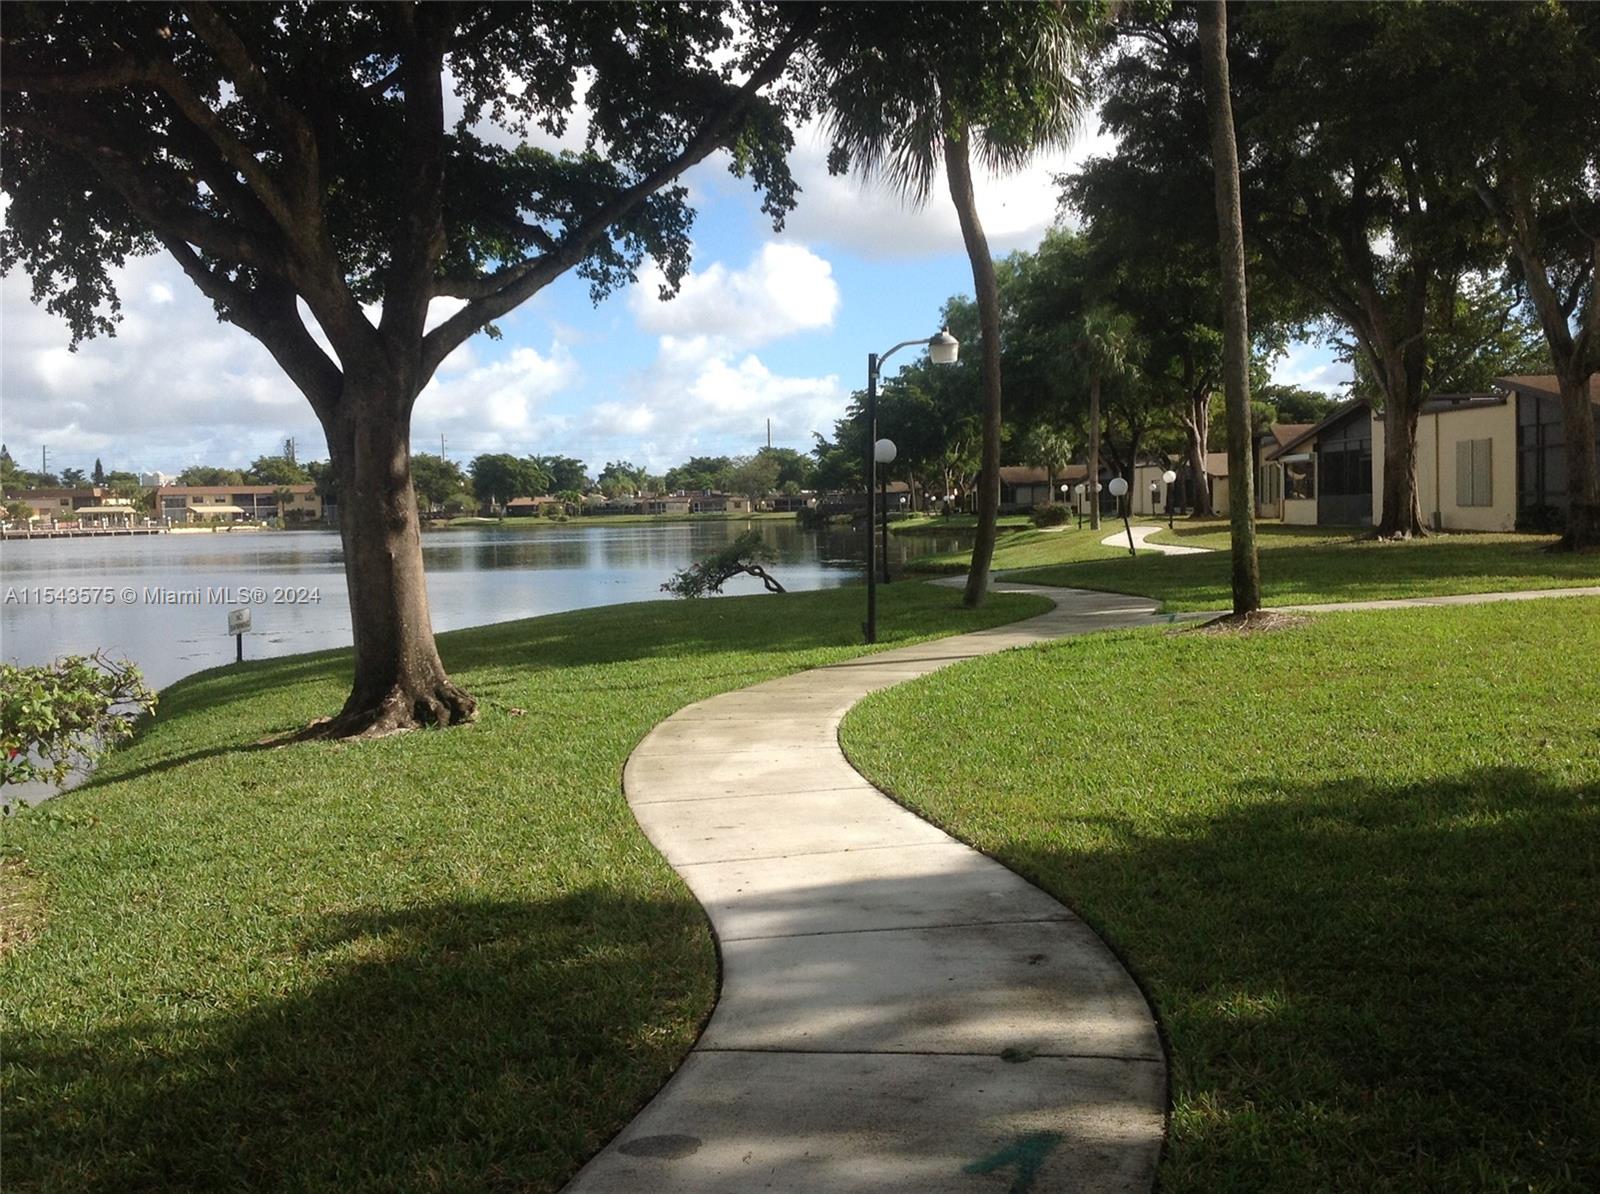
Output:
1100,523,1211,555
567,584,1173,1194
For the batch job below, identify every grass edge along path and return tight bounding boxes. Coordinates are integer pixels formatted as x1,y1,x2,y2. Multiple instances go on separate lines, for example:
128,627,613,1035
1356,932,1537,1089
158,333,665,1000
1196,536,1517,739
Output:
1003,529,1600,610
839,598,1600,1191
0,582,1049,1193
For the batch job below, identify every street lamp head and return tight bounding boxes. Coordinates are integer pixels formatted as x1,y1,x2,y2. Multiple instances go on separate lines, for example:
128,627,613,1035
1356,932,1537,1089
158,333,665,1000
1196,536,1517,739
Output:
928,327,959,365
1108,477,1129,498
1161,469,1177,484
1073,483,1084,495
874,438,897,464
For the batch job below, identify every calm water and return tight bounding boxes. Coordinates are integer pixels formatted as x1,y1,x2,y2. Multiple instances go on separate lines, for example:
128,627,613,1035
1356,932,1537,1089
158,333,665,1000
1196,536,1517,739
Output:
1,519,963,691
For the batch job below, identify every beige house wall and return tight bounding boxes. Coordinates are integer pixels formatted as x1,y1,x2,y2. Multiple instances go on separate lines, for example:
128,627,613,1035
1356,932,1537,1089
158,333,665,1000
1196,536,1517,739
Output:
1283,497,1318,526
1374,403,1517,533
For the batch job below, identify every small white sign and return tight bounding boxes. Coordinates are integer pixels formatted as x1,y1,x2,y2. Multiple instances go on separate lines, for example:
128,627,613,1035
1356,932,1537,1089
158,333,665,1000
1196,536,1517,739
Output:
227,608,252,635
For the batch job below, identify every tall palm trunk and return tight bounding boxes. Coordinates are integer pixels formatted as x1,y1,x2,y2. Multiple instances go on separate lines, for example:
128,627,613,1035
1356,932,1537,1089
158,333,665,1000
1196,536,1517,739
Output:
944,124,1004,608
1199,0,1261,613
1089,372,1102,530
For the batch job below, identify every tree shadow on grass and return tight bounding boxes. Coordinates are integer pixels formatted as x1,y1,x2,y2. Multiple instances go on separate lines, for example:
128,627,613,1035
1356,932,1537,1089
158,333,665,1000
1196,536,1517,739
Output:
1012,538,1596,609
994,764,1600,1189
4,889,713,1193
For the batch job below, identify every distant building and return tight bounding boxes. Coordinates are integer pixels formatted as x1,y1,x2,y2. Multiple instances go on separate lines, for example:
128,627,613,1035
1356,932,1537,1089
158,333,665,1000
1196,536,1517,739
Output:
138,471,174,487
1,487,135,523
154,483,325,524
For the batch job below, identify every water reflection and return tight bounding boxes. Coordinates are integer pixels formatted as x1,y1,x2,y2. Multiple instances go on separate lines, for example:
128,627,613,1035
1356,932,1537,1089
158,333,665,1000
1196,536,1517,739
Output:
1,519,967,691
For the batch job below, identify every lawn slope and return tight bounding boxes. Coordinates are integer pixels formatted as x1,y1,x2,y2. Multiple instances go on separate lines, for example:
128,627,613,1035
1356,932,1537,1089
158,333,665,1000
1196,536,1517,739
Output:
0,583,1048,1192
841,598,1600,1190
1007,529,1598,610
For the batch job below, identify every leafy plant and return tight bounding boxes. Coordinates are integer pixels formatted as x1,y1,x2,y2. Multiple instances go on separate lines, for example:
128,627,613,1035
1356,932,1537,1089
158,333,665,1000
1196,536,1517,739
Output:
1,654,156,788
662,532,787,598
1030,502,1072,528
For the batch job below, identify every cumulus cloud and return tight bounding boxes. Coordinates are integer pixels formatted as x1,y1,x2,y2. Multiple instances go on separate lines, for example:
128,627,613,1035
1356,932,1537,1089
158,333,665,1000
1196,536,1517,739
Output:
629,242,839,346
1272,344,1352,397
1,253,578,472
2,255,322,472
767,119,1116,261
578,344,845,472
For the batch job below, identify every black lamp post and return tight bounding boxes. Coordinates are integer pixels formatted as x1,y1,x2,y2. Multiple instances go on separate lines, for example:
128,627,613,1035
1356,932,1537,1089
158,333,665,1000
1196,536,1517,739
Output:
876,437,896,584
1110,476,1134,555
1162,468,1178,529
864,328,959,643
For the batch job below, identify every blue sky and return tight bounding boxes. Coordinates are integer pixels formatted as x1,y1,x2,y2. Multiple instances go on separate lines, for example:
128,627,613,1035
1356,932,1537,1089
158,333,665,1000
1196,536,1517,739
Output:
1,113,1350,481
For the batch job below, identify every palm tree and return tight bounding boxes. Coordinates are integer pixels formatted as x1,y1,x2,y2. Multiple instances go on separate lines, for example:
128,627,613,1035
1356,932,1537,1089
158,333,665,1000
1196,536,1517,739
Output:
1019,423,1075,505
811,5,1099,606
1198,0,1262,613
1072,307,1133,531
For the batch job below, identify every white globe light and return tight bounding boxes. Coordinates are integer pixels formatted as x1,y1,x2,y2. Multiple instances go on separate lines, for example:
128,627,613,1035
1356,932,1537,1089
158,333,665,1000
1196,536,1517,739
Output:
928,328,960,365
1162,469,1177,484
1073,483,1084,495
1108,477,1129,497
874,438,897,464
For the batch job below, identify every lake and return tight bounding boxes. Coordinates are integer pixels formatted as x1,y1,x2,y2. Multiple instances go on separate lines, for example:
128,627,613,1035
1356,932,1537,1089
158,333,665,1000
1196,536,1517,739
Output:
1,518,964,692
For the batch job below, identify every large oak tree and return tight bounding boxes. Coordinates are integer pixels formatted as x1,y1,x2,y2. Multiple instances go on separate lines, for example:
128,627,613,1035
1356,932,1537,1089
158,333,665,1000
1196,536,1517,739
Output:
2,2,816,735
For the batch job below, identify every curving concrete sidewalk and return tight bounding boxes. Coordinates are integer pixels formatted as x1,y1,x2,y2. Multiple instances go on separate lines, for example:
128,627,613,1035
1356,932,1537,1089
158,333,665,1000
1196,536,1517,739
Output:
1100,524,1211,556
566,585,1175,1193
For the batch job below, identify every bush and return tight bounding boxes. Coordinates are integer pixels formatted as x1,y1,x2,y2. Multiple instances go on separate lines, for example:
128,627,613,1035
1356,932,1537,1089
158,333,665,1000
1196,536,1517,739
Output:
1515,503,1565,534
2,654,156,788
1030,502,1072,528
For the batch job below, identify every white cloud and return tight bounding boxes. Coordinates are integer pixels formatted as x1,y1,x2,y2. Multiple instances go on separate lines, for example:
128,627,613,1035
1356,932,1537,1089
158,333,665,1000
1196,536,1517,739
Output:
767,118,1116,261
580,334,845,471
1,254,579,472
1273,343,1352,397
629,242,839,347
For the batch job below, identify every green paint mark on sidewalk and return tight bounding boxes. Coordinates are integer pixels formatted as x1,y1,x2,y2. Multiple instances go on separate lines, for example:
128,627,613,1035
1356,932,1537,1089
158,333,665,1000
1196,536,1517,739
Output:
962,1131,1064,1192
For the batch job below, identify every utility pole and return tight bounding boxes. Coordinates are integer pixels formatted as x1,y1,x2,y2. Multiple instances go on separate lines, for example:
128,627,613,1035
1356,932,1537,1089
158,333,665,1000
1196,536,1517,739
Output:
41,444,49,480
766,419,771,450
440,433,447,460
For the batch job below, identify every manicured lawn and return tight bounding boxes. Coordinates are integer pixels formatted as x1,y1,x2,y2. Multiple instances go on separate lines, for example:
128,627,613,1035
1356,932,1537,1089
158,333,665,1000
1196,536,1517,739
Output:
903,522,1130,573
840,598,1600,1191
889,512,1033,535
0,584,1048,1192
1009,530,1598,610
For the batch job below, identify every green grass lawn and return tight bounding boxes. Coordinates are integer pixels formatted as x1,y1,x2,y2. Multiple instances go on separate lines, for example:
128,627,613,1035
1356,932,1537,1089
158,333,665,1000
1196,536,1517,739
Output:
1008,529,1599,610
888,512,1033,535
840,599,1600,1191
0,583,1048,1192
903,522,1131,573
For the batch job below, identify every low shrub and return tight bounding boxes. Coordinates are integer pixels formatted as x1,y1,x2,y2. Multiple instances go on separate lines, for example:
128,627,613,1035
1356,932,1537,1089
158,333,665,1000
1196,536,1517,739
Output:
1030,502,1071,528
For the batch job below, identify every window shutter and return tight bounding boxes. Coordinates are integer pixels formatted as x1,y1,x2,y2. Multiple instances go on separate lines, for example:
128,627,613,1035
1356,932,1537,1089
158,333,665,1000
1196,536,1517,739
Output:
1456,440,1473,507
1473,439,1492,507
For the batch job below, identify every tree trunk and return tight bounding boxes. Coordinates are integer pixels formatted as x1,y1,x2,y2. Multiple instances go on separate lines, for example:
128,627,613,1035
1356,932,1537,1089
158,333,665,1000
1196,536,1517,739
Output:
1375,396,1427,539
1199,0,1260,615
1558,371,1600,550
1184,392,1215,518
944,125,1004,609
313,378,476,738
1088,373,1102,530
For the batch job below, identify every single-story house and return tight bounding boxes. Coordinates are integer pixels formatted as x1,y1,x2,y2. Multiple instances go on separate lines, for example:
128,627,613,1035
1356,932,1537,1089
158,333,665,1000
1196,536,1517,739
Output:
1257,374,1598,530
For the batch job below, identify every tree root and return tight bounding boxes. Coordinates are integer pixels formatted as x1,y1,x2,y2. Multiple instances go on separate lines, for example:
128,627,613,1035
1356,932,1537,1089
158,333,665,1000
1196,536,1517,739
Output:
288,678,478,742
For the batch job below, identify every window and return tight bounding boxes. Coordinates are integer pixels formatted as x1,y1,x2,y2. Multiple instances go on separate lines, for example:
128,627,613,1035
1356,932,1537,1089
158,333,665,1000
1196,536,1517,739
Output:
1455,438,1493,507
1285,459,1314,500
